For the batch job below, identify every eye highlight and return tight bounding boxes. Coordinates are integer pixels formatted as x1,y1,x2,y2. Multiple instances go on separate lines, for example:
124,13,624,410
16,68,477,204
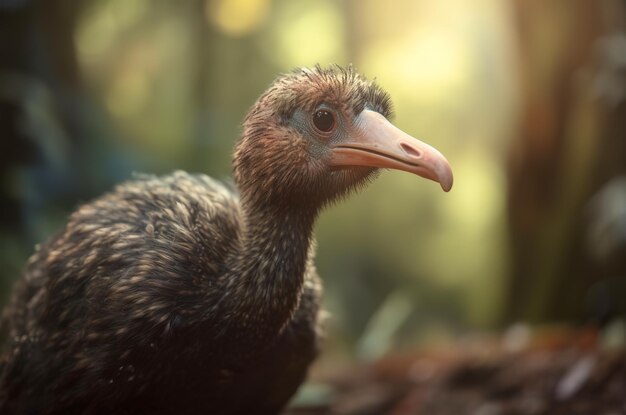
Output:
312,109,335,133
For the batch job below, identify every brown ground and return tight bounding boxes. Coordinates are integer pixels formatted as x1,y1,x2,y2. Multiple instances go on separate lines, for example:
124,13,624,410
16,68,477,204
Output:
285,326,626,415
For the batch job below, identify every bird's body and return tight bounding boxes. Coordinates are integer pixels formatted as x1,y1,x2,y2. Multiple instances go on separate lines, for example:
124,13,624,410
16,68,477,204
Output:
0,66,452,414
1,172,321,414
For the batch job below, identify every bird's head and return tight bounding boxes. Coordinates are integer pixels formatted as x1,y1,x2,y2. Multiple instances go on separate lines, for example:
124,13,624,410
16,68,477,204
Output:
233,65,453,211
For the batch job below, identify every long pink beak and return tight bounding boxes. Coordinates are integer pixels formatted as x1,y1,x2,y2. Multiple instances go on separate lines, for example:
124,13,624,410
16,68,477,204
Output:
328,109,453,191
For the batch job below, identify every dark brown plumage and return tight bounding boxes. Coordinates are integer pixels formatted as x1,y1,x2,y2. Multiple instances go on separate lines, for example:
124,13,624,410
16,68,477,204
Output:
0,66,452,414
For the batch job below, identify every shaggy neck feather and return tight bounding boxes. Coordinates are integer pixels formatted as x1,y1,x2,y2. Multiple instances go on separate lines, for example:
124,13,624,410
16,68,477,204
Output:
220,194,318,343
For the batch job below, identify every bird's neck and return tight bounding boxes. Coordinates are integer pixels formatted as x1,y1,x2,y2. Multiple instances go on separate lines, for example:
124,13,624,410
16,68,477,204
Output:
221,199,318,342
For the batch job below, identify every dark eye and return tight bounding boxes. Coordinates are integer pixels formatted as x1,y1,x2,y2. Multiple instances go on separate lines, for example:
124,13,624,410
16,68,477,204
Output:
312,109,335,133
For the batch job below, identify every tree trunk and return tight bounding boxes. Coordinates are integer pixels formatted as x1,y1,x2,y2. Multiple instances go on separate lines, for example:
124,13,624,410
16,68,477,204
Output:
506,0,626,323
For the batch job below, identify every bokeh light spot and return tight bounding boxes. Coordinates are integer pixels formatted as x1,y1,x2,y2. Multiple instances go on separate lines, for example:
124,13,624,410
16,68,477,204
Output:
206,0,271,37
363,31,469,103
263,0,345,67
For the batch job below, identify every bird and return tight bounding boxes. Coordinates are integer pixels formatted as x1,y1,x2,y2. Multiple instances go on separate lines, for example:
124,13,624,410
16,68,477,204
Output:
0,65,452,415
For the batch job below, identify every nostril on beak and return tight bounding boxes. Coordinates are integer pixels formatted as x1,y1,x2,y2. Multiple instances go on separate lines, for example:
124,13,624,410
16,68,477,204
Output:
400,142,422,159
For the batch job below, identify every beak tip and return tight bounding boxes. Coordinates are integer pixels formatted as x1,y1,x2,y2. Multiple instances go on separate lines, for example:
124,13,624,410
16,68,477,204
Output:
437,164,453,192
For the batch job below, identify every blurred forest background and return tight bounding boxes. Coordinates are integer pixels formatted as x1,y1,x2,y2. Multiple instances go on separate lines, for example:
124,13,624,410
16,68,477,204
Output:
0,0,625,366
